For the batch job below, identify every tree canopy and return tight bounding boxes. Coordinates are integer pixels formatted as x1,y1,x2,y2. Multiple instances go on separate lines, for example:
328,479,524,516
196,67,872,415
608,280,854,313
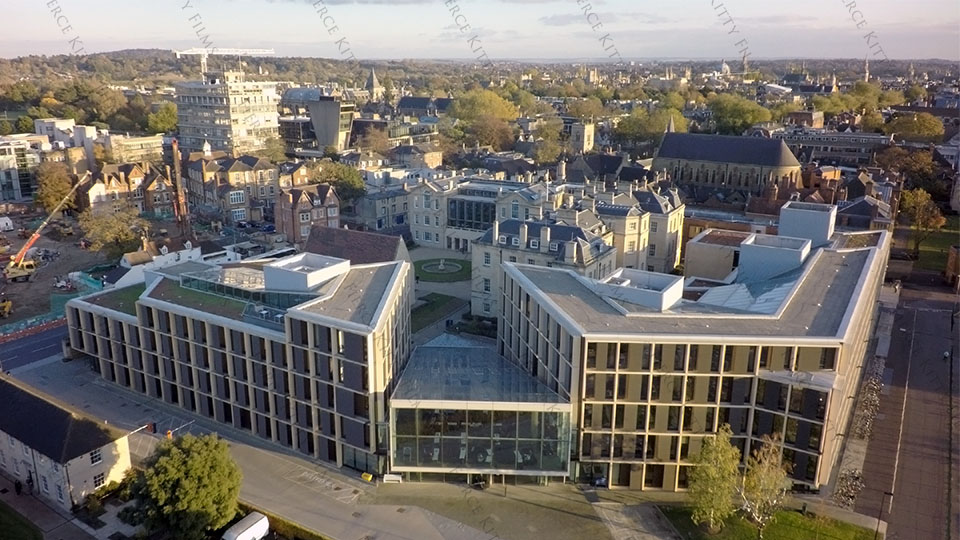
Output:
255,137,287,163
78,205,150,257
708,94,771,134
309,160,365,202
146,102,177,133
689,424,741,533
738,435,789,540
358,128,392,155
566,97,605,120
883,112,945,143
900,188,946,255
134,434,242,540
449,89,518,123
34,161,75,213
615,108,688,148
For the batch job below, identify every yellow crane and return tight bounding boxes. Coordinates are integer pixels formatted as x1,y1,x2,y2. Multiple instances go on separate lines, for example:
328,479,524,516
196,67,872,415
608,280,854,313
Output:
4,172,90,283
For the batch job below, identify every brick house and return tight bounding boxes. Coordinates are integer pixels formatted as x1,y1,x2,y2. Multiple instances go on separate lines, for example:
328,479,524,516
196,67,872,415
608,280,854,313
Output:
275,183,340,246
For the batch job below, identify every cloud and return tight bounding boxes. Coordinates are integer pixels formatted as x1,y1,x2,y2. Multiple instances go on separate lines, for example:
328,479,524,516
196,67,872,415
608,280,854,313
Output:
540,11,673,27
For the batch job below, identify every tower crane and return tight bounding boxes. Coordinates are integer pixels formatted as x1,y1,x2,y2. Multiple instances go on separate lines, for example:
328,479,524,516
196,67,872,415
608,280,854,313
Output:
173,48,275,75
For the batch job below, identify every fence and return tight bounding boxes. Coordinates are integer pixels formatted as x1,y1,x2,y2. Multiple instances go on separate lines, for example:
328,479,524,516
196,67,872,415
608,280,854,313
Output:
0,276,100,344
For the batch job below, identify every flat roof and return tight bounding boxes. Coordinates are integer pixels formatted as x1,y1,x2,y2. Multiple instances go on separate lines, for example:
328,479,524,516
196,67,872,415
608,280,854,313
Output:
392,335,565,404
695,230,752,247
296,262,402,327
83,284,146,316
147,279,248,321
508,237,881,340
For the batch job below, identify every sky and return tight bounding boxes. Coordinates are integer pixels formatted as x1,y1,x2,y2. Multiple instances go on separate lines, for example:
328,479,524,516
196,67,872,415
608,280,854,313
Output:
4,0,959,61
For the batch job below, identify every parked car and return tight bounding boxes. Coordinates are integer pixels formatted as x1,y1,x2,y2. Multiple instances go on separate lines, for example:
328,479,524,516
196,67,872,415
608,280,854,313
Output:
235,221,250,229
260,224,276,233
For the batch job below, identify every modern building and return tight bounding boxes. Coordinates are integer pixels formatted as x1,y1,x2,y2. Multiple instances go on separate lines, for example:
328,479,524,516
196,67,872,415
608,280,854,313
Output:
471,219,617,317
0,139,40,201
280,89,355,152
0,378,132,512
104,133,165,164
771,127,894,167
653,133,802,195
683,229,752,281
66,251,413,475
275,184,341,247
496,202,889,491
175,71,280,154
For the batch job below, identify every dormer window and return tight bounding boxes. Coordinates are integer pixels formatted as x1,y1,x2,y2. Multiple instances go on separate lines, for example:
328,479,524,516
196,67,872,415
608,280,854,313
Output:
498,235,507,245
549,242,558,252
511,237,520,247
530,239,539,249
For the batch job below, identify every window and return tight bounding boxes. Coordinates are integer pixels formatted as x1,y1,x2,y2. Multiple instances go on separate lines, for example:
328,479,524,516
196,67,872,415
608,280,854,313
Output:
483,278,491,292
483,252,491,266
508,256,517,263
231,208,247,222
229,191,245,204
483,302,491,313
94,473,105,489
56,484,64,502
511,237,520,246
628,241,635,251
328,207,337,217
648,245,656,257
415,215,420,224
628,221,636,231
651,222,658,233
549,242,558,252
22,443,28,457
415,231,420,240
530,239,539,249
41,475,49,493
0,449,4,465
299,212,311,222
498,235,507,245
90,449,102,465
527,259,535,265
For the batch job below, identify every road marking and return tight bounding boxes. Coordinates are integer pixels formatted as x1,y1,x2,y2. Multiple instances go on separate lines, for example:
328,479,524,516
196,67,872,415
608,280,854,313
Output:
284,467,361,504
890,309,918,514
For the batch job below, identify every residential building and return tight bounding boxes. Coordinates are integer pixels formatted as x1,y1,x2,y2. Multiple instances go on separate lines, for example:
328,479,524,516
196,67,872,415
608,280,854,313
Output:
281,89,355,152
0,378,132,512
66,251,413,475
497,203,889,490
349,185,409,234
633,188,685,273
594,198,651,271
471,219,617,317
388,144,442,169
184,153,280,223
78,162,177,217
275,184,341,247
175,71,280,154
785,111,825,129
653,133,803,196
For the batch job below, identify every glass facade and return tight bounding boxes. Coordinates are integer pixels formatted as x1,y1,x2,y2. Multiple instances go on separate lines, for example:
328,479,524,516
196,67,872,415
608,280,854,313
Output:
447,199,496,231
392,407,570,474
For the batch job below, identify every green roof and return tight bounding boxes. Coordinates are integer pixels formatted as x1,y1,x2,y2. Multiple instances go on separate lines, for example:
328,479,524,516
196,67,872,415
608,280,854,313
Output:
85,284,146,316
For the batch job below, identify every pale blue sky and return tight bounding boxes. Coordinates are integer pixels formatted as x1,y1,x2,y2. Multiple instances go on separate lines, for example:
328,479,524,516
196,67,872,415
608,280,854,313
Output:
5,0,959,60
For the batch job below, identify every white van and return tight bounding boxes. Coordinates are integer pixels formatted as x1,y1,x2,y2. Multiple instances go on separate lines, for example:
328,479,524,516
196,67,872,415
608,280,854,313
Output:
0,216,13,232
221,512,269,540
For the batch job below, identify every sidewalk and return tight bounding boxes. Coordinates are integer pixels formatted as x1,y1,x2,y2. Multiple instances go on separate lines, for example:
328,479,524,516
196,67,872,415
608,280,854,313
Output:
0,474,92,540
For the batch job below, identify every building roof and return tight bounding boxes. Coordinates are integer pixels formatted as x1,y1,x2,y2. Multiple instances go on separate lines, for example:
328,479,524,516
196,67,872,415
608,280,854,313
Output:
296,262,402,327
0,378,126,463
633,189,680,214
304,226,407,264
505,232,886,340
286,183,337,207
658,133,801,168
476,219,610,265
397,96,433,110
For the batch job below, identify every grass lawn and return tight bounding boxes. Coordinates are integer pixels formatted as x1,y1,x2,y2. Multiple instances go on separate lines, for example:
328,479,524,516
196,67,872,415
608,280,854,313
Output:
661,506,877,540
0,500,43,540
915,215,959,272
414,259,472,282
411,293,463,332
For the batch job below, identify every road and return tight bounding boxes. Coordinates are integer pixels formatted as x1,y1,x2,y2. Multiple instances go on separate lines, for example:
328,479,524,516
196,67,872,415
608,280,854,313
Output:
856,268,958,540
0,325,66,372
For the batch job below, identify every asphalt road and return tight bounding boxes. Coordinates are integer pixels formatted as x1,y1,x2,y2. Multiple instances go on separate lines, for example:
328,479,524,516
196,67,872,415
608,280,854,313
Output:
0,325,66,372
857,270,958,540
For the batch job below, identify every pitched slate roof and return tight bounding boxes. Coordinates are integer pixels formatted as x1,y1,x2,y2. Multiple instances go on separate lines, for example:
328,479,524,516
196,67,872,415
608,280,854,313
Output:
304,226,407,264
287,183,337,206
0,379,125,463
476,219,609,264
397,96,433,110
633,189,680,214
658,133,801,168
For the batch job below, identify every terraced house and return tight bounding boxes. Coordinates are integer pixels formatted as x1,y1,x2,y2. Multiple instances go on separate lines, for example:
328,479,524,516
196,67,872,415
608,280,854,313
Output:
66,252,412,475
497,202,888,490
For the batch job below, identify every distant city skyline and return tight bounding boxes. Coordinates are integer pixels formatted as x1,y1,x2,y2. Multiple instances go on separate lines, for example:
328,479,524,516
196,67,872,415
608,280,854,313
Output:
6,0,959,60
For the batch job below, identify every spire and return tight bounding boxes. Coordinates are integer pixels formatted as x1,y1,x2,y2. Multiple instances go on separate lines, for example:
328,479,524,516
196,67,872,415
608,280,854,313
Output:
864,57,870,82
665,113,676,134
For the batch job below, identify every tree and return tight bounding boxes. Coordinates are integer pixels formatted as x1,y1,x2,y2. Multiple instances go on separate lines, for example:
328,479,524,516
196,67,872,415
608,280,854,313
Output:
904,84,927,103
146,102,178,133
708,94,771,134
78,206,150,257
884,112,945,143
768,102,802,123
134,434,242,540
566,96,605,120
15,115,33,133
358,128,392,155
615,108,688,147
860,111,885,133
34,161,75,213
449,89,517,123
689,424,741,533
256,137,287,163
0,119,11,136
93,143,115,170
738,435,789,540
900,188,946,256
466,114,514,151
309,160,365,202
661,91,686,111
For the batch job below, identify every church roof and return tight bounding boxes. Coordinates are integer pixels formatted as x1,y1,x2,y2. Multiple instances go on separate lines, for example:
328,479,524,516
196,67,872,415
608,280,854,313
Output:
658,133,801,168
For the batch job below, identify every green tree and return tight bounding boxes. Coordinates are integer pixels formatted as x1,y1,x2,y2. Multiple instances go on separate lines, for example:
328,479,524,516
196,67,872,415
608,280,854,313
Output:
689,424,741,533
466,114,514,151
738,435,789,540
900,188,946,256
134,434,242,540
256,137,287,163
93,143,115,170
146,102,178,133
309,160,365,202
615,108,688,147
904,84,927,103
4,81,39,104
884,112,945,143
768,102,802,122
15,115,33,133
449,89,517,123
661,91,686,111
878,89,905,108
34,161,75,213
708,94,771,134
860,111,885,133
78,205,150,257
566,96,605,120
0,119,12,136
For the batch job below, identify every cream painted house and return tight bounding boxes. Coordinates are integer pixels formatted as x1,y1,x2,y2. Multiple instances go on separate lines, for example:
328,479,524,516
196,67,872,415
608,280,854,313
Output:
0,379,131,511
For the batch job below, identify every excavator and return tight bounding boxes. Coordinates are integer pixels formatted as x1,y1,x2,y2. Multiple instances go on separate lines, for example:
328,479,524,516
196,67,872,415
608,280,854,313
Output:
3,172,90,283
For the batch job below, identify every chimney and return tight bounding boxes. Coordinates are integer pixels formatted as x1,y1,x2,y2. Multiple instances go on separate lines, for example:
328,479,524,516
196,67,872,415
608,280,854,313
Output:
557,160,567,181
519,223,528,247
492,220,499,242
564,241,578,264
540,226,550,253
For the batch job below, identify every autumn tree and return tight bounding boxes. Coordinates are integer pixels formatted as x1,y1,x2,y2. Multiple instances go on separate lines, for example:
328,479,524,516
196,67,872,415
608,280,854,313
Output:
689,424,741,533
0,119,11,136
15,115,33,133
708,94,771,134
466,114,514,151
134,434,242,540
146,102,177,133
900,188,946,256
35,161,75,213
884,112,945,143
449,89,517,123
256,137,287,163
358,128,392,155
860,111,885,133
904,84,927,103
615,108,688,147
78,205,150,257
739,435,789,540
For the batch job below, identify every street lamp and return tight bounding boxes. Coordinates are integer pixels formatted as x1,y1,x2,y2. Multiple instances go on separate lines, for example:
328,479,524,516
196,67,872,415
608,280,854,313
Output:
875,490,893,540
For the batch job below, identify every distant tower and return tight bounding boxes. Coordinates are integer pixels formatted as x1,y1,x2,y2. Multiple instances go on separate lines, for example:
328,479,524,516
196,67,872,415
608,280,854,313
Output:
831,72,837,87
366,68,385,101
864,57,870,82
908,62,915,81
720,60,731,77
741,51,750,74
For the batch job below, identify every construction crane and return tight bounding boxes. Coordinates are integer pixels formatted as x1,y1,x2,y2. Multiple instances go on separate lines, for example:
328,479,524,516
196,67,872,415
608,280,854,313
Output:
4,172,91,283
174,48,275,75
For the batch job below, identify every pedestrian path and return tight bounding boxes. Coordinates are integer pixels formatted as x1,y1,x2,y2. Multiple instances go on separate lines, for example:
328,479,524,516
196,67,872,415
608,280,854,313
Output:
0,473,92,540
